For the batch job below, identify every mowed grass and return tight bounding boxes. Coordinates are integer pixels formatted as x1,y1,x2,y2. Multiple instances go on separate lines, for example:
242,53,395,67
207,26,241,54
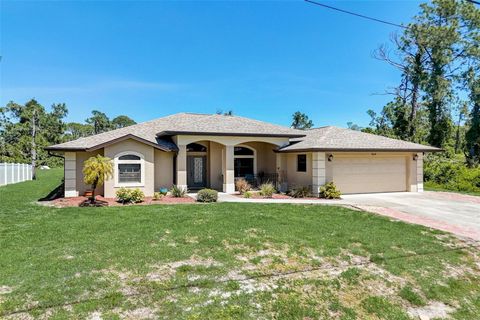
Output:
1,169,480,319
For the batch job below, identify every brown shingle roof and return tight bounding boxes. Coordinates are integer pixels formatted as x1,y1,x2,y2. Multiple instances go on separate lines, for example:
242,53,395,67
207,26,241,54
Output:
45,113,305,151
278,126,441,152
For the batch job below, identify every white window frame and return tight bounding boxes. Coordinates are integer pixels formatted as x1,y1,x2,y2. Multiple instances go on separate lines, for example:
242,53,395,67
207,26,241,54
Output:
114,151,145,187
234,144,257,177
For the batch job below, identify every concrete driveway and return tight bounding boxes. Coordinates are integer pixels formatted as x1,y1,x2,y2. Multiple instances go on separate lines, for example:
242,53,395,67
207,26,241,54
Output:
341,192,480,241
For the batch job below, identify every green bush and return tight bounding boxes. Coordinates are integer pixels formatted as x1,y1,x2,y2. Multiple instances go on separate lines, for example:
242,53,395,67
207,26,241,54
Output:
170,185,187,198
197,188,218,202
243,191,252,198
259,183,275,198
289,186,311,198
153,192,164,200
424,154,480,193
319,182,341,199
116,187,131,203
116,187,145,204
235,178,251,194
129,189,145,203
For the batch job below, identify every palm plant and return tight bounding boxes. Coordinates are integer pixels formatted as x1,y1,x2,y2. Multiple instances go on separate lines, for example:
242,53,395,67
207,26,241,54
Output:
83,155,113,204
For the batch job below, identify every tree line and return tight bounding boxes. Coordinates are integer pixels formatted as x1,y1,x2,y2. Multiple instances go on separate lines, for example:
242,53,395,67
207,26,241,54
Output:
365,0,480,166
0,99,136,178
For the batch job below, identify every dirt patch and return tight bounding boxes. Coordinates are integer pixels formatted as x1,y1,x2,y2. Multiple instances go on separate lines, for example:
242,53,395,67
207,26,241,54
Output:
0,285,13,294
147,256,222,282
120,307,157,319
407,301,455,319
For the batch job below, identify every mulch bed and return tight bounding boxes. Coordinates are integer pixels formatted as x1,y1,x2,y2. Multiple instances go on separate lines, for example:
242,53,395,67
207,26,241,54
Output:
233,192,320,200
47,195,195,208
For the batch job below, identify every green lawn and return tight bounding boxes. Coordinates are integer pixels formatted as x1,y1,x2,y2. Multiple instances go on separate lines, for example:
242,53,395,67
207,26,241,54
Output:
1,169,479,319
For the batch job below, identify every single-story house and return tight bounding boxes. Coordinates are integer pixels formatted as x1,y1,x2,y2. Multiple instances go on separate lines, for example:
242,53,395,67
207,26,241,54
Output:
45,113,441,198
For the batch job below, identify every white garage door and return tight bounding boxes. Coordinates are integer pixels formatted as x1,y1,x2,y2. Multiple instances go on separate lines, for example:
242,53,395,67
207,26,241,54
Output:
333,156,407,194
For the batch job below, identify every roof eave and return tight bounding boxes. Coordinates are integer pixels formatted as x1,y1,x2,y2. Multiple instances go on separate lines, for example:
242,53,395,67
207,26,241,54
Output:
276,147,443,153
157,131,306,138
44,134,177,153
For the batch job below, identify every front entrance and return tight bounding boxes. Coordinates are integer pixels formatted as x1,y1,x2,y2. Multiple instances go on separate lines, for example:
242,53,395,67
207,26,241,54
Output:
187,156,207,189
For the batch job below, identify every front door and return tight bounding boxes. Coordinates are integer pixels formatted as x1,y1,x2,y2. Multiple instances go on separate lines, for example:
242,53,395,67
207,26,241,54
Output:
187,156,207,189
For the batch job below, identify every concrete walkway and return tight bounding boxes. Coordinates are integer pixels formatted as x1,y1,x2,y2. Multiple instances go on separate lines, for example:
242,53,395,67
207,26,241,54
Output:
215,191,480,241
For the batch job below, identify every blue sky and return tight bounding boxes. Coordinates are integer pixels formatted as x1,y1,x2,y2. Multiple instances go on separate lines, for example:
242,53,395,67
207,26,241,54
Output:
1,0,422,128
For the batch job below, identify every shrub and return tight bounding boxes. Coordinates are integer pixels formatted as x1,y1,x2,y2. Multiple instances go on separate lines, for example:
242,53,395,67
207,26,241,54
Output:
170,185,187,197
424,154,480,193
153,192,164,200
289,186,311,198
197,188,218,202
259,183,275,198
129,189,145,203
235,178,251,194
319,182,341,199
116,187,145,204
243,191,252,198
116,187,131,204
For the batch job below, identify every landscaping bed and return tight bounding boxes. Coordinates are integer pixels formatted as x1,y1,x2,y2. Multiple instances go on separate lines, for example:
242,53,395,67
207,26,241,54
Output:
233,192,321,200
2,168,480,319
47,194,195,208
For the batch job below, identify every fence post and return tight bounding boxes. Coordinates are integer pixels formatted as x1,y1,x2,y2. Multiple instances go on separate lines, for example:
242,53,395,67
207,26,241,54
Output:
4,163,7,185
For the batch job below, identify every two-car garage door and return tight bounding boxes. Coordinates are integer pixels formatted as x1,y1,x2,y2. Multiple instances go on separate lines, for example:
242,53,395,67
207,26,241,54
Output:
332,155,407,194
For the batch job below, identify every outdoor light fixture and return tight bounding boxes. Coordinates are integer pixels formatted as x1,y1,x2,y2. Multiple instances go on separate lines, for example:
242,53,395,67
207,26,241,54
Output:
328,154,334,162
413,154,419,161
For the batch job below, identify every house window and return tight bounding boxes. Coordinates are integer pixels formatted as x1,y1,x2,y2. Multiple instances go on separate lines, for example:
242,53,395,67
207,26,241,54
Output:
115,152,144,186
234,146,256,178
297,154,307,172
118,164,141,183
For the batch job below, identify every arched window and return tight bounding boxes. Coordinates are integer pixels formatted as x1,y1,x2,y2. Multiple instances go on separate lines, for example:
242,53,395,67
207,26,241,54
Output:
234,145,256,178
187,143,207,152
114,151,145,186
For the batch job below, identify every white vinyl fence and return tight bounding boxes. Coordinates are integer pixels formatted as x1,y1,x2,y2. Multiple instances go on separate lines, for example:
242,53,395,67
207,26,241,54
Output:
0,163,33,186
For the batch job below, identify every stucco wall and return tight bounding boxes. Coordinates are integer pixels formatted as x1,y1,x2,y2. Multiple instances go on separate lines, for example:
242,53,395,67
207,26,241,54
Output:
104,139,155,198
285,152,312,188
209,141,223,190
154,150,175,190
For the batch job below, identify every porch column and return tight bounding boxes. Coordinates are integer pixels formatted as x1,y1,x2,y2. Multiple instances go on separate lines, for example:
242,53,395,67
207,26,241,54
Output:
276,153,287,192
311,152,326,196
176,145,188,191
416,153,424,192
223,145,235,193
64,152,78,197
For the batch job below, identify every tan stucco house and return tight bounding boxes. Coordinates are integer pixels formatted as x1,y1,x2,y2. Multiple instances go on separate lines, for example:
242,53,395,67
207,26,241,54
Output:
45,113,440,198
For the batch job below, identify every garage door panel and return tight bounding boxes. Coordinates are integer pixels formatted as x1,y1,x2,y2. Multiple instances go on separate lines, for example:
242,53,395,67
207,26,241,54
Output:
333,156,406,194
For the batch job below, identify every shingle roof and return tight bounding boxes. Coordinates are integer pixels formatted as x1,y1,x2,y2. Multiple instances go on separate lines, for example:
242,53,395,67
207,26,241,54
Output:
278,126,441,152
45,113,305,151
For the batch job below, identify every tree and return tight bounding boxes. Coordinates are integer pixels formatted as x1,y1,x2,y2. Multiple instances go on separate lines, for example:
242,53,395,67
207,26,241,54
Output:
86,110,111,134
83,155,113,204
347,122,362,131
291,111,314,130
111,115,136,129
465,74,480,166
65,122,94,140
0,99,68,176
